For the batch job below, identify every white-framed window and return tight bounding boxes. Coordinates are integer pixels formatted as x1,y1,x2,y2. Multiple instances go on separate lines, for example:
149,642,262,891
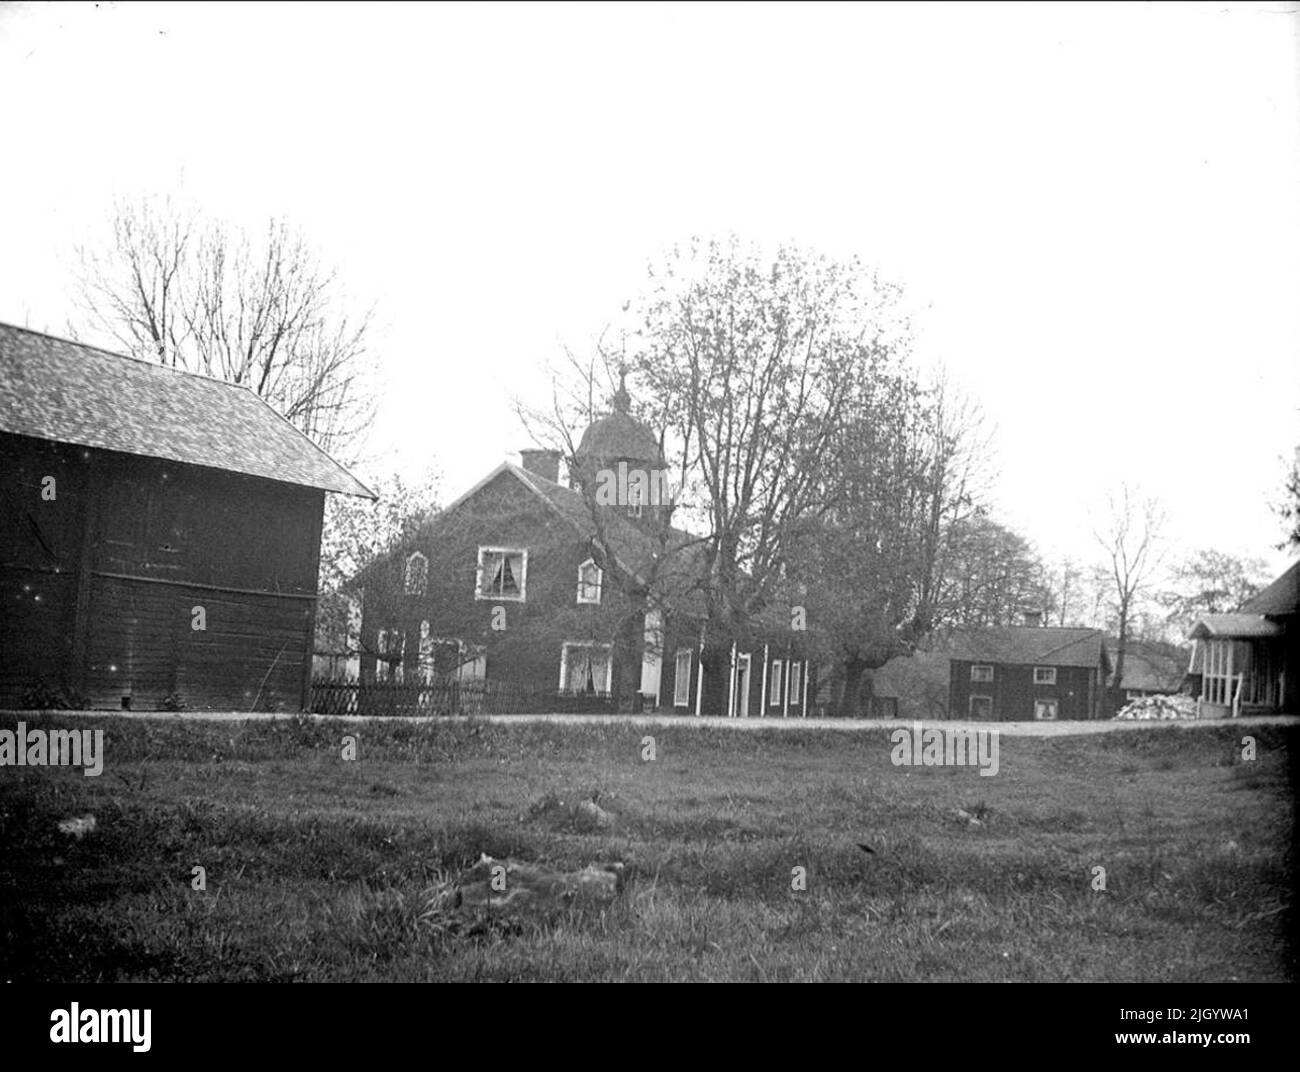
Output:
971,664,994,683
560,642,612,695
376,628,405,683
788,661,801,704
770,660,783,704
1033,666,1057,685
419,633,488,684
674,649,692,706
404,551,428,596
476,547,526,601
577,558,602,604
1034,698,1058,720
969,694,993,719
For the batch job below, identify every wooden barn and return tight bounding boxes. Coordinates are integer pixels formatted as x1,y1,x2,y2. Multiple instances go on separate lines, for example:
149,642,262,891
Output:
947,614,1111,721
0,323,374,712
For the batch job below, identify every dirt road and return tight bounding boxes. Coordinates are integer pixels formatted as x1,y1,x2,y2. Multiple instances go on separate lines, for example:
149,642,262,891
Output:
4,708,1294,737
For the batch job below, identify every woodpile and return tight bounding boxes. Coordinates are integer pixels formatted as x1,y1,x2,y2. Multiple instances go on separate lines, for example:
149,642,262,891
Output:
1114,694,1197,720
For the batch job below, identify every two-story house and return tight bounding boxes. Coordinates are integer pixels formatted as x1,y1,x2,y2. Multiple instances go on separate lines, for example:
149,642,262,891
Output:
947,612,1111,721
348,387,812,716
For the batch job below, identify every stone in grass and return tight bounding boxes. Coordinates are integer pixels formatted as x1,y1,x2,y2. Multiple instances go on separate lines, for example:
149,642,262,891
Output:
430,854,627,920
56,814,97,840
573,797,615,831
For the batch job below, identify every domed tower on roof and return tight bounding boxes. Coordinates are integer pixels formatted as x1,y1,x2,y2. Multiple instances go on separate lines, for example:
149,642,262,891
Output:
570,370,672,522
573,370,663,473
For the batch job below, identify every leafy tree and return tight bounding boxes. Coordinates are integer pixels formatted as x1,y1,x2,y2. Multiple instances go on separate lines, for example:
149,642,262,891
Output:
935,515,1054,630
314,468,441,673
318,469,441,595
789,372,993,714
520,236,1006,715
1158,548,1268,633
1275,444,1300,551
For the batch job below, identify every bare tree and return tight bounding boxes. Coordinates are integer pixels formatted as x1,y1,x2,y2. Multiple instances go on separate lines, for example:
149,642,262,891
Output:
1093,484,1165,712
71,196,375,459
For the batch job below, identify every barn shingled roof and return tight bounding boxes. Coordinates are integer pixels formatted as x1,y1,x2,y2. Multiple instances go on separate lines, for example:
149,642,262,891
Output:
1238,560,1300,617
1187,613,1282,639
0,322,374,498
948,625,1111,671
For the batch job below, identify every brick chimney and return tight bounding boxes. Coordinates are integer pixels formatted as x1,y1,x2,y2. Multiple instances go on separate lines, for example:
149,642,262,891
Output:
1022,609,1043,628
519,448,561,484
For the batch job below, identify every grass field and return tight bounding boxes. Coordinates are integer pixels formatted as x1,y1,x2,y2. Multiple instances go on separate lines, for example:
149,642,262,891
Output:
0,713,1294,982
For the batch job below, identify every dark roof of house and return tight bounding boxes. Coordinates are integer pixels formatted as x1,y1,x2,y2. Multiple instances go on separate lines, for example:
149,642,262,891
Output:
506,462,709,605
1239,560,1300,617
1188,613,1282,639
0,322,374,498
420,461,716,615
948,626,1110,670
575,411,663,466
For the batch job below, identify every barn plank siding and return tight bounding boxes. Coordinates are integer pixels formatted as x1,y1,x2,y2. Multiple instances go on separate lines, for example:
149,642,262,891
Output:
1,431,325,711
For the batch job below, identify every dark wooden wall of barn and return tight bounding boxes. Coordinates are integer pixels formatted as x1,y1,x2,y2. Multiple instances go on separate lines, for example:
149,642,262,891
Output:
949,659,1103,721
0,432,324,711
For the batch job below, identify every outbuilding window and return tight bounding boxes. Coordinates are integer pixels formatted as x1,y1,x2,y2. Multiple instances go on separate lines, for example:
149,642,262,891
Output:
971,664,994,683
1033,666,1057,685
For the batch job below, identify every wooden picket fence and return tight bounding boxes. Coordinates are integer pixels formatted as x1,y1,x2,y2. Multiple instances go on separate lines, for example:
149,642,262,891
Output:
308,677,616,717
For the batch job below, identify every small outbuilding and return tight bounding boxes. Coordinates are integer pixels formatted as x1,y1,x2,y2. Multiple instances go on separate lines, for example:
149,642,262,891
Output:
1188,560,1299,716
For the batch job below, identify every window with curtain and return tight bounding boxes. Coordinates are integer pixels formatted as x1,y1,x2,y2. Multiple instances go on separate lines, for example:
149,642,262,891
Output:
561,642,612,695
477,547,526,601
770,660,783,705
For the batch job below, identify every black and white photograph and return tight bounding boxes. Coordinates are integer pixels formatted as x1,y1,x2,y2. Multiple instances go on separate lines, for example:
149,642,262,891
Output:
0,0,1295,1043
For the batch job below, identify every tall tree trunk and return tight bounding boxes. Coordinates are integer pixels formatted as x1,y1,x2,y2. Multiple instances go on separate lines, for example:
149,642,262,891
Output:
1112,604,1129,718
700,641,731,716
613,600,645,713
839,659,873,718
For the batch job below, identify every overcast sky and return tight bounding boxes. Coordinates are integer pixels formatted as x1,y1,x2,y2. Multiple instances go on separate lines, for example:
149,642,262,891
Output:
2,0,1297,580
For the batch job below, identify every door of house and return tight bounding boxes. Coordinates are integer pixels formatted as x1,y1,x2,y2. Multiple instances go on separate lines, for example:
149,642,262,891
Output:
1034,699,1058,721
733,653,751,717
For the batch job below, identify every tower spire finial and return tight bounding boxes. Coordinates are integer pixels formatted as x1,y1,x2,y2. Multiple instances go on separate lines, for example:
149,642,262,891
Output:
613,364,630,414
